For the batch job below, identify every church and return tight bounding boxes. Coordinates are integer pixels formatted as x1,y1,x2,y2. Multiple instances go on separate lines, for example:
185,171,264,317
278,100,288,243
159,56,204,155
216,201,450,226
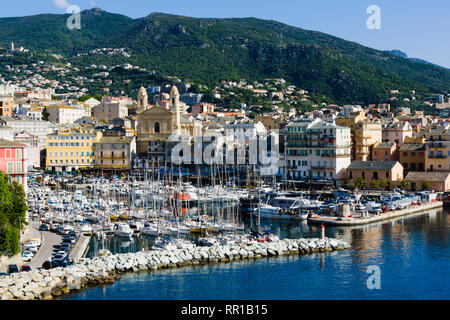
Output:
136,85,194,161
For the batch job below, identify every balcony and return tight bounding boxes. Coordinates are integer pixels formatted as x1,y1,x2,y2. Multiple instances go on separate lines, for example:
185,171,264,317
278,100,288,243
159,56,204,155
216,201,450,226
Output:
428,142,446,148
310,165,335,169
428,154,447,159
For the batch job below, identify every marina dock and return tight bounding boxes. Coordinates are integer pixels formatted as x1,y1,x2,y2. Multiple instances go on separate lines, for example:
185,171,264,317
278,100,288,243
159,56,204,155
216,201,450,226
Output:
308,201,443,226
68,235,90,262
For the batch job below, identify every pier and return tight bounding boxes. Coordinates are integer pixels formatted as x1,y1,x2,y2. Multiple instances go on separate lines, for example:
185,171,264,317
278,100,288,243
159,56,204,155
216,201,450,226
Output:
308,201,443,226
68,235,91,262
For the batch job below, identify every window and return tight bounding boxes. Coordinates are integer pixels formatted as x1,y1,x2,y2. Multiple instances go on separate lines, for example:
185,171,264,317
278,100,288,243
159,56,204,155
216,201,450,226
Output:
155,122,160,133
386,171,390,178
16,162,22,173
7,162,13,174
15,149,22,159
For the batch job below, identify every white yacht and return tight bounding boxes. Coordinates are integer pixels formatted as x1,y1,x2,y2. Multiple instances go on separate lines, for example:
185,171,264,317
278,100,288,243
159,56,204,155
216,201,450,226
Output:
253,204,309,220
114,223,134,237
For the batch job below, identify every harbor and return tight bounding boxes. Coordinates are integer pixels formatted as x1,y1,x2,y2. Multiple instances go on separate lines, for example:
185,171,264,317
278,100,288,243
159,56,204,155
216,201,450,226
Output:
0,237,350,300
18,170,446,271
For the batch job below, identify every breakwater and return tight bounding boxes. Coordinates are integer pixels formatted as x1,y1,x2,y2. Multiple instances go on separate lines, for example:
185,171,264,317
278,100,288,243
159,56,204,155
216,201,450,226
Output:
0,237,349,300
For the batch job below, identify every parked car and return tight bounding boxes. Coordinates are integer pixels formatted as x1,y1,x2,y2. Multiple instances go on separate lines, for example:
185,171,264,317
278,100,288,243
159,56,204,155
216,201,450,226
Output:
51,254,65,264
22,250,34,262
24,244,39,253
24,239,41,247
0,272,8,277
7,264,19,274
21,265,32,272
39,224,50,231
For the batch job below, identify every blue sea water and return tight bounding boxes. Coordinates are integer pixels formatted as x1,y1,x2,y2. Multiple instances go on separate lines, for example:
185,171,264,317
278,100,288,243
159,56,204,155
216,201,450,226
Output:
64,208,449,300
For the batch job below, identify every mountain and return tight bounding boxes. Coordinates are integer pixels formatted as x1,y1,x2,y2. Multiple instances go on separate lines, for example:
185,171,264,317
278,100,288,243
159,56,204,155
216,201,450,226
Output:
1,9,449,104
385,50,408,59
385,49,447,70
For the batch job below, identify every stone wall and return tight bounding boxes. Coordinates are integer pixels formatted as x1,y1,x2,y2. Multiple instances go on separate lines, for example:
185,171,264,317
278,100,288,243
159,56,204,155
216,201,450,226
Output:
0,237,350,300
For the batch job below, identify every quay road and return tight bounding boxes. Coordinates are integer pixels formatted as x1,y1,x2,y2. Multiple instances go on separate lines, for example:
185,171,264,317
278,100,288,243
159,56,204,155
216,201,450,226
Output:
29,227,62,269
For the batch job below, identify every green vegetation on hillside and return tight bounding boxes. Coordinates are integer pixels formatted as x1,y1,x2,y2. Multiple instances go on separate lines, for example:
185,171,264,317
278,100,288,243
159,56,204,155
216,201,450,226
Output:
0,9,449,104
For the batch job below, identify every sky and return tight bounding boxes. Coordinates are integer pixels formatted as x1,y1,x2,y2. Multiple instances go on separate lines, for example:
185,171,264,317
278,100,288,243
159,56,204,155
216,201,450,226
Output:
2,0,450,68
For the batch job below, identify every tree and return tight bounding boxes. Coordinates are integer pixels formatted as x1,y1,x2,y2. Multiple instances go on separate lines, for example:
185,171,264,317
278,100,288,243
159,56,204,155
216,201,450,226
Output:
370,179,380,189
42,107,49,121
400,180,410,190
356,176,365,189
380,178,389,190
348,180,355,190
0,172,28,256
422,181,430,190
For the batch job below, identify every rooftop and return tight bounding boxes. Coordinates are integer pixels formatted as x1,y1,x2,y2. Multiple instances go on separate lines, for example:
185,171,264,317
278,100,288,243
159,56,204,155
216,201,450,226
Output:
405,171,450,182
347,160,399,171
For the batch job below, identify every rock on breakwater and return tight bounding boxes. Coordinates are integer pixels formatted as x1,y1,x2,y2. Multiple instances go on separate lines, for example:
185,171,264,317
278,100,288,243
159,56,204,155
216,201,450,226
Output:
0,238,350,300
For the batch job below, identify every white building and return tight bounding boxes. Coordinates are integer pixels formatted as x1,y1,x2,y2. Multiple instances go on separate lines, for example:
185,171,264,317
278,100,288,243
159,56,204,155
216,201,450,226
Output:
0,117,59,147
47,106,86,124
284,118,351,182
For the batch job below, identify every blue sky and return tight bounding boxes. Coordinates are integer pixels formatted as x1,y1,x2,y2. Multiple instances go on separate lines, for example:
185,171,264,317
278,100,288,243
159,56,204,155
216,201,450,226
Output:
3,0,450,68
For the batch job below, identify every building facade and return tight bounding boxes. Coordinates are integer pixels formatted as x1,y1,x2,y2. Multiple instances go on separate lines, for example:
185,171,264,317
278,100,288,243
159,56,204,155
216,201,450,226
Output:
95,136,136,170
47,106,86,124
46,127,101,172
346,160,403,189
284,119,351,182
0,139,27,191
353,121,382,161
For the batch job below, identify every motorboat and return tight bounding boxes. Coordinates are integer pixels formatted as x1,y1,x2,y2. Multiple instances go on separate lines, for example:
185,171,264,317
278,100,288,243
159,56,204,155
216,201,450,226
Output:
114,223,133,237
253,204,308,220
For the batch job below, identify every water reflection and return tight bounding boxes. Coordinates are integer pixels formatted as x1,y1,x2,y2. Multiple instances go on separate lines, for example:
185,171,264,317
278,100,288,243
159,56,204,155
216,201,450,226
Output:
74,208,449,300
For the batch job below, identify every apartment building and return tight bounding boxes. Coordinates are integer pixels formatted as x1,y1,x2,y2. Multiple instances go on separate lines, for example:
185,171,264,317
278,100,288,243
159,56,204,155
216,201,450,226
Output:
46,126,101,172
47,106,86,124
424,129,450,172
92,99,129,121
399,137,426,174
353,121,382,161
0,139,27,191
0,94,14,117
372,142,398,161
95,136,136,170
284,118,351,182
382,120,413,147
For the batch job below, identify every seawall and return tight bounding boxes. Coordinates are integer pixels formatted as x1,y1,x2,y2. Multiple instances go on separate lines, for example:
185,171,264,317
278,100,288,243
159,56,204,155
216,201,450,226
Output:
0,237,350,300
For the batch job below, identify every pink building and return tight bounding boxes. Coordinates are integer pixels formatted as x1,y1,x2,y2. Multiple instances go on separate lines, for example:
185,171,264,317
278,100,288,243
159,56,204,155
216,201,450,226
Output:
191,103,215,115
372,142,398,161
0,139,27,191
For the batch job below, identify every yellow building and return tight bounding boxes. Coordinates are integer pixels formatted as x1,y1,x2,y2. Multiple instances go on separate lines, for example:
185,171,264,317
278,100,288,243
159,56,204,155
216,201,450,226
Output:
354,121,382,161
95,136,136,170
335,111,382,160
424,129,450,172
136,86,194,161
46,125,101,172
